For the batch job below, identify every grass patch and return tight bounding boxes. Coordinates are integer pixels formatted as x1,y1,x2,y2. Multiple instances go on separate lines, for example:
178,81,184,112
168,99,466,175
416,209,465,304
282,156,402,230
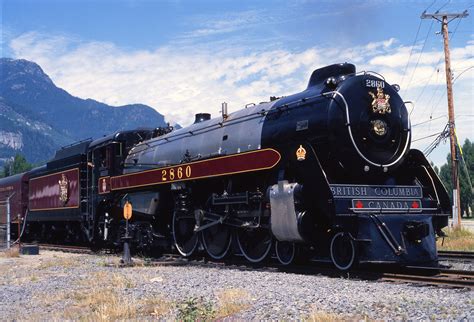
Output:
308,311,347,321
52,271,164,320
177,297,215,321
141,297,171,317
37,257,78,269
176,289,251,320
307,310,372,321
81,272,135,289
437,227,474,251
215,288,251,318
110,272,135,288
1,247,20,258
63,288,140,320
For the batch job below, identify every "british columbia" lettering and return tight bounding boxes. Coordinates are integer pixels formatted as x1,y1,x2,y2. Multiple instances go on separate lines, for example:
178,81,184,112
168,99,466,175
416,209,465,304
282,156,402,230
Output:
330,185,422,199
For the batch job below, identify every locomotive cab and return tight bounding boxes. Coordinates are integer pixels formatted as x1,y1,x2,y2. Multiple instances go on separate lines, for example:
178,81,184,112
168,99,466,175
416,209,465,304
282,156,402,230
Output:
89,129,155,177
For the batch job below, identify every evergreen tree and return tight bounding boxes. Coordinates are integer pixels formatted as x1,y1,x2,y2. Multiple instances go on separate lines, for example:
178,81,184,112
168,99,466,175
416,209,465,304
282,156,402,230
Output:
2,154,33,177
439,139,473,217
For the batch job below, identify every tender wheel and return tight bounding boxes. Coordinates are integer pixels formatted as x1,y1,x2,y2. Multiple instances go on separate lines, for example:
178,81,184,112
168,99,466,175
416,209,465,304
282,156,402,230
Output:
202,220,232,259
236,227,272,263
172,210,199,257
330,232,356,271
275,240,295,265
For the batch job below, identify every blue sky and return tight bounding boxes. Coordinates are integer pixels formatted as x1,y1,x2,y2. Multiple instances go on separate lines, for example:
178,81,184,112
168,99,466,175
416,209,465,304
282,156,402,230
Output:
1,0,473,167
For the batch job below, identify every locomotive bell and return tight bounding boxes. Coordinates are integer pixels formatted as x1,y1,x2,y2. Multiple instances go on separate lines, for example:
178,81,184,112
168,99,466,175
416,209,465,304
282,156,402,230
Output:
194,113,211,124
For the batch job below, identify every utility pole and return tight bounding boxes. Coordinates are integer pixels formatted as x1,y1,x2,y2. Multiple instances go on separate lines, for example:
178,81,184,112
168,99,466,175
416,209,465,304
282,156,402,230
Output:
421,10,468,228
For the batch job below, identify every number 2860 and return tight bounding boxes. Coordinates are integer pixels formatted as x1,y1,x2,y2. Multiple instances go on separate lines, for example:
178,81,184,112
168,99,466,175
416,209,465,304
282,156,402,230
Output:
161,165,192,182
365,79,385,88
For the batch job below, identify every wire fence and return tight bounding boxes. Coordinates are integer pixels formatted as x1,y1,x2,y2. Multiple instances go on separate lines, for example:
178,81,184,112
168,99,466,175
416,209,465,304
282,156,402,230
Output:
0,200,11,251
0,225,6,250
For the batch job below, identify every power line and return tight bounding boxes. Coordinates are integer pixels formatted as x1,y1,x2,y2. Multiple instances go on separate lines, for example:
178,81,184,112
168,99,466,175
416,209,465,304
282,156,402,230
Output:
400,0,438,89
421,9,469,227
412,115,447,127
405,20,434,89
422,123,450,156
426,0,438,11
413,130,444,143
426,18,463,117
413,56,442,105
437,0,451,12
428,61,469,118
453,65,474,82
412,14,461,118
400,20,423,88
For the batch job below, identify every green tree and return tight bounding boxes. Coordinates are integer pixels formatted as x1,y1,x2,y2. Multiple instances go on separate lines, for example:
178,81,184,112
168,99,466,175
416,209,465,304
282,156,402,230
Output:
430,161,439,175
439,139,473,217
2,154,33,177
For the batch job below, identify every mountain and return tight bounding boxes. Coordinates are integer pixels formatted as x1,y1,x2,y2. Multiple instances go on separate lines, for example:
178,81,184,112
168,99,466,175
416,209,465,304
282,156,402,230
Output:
0,58,168,165
0,97,71,165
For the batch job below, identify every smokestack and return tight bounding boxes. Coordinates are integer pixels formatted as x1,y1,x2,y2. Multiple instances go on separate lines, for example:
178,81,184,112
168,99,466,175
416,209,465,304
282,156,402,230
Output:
194,113,211,124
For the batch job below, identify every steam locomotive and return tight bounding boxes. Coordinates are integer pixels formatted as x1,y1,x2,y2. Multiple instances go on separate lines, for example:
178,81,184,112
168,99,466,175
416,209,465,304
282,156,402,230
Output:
0,63,450,270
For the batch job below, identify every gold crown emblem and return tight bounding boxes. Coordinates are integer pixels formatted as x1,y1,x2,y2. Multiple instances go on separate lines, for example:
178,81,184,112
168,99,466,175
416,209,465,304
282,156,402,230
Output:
58,173,69,204
296,145,307,161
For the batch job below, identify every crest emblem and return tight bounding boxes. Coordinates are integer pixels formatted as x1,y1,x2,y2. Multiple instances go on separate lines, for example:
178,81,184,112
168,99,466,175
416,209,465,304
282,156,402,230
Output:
296,145,307,161
369,87,391,114
101,178,107,193
58,173,69,205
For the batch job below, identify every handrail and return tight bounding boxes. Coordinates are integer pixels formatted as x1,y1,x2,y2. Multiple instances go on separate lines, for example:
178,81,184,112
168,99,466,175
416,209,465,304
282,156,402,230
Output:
323,90,411,169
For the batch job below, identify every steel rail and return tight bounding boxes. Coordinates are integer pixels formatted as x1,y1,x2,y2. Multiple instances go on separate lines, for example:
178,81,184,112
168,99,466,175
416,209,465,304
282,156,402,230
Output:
37,244,95,254
438,250,474,261
146,253,474,289
380,272,474,288
23,246,474,289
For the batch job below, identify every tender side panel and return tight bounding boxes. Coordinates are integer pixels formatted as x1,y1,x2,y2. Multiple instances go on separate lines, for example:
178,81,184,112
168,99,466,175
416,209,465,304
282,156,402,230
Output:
0,173,28,224
29,168,80,211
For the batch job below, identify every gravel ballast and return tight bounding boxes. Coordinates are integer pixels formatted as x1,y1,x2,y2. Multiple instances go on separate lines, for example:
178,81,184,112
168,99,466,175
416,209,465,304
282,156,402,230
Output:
0,250,472,320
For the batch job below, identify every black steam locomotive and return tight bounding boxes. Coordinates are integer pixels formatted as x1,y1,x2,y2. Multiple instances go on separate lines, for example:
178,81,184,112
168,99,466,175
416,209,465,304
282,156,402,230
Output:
0,63,450,270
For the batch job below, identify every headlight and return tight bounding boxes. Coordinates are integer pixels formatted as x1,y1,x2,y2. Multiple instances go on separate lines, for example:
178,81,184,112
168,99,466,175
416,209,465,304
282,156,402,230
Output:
371,119,387,136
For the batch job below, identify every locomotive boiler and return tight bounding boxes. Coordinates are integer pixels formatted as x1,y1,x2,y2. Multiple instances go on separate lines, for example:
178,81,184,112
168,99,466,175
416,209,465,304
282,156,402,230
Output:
0,63,450,270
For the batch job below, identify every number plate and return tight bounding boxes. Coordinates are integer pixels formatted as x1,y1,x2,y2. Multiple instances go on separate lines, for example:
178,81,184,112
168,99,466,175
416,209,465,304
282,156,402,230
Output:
365,79,385,88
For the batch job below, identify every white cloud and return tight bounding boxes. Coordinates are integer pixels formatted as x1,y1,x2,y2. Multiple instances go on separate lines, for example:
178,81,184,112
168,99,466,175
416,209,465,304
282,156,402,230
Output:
180,10,264,38
8,31,473,166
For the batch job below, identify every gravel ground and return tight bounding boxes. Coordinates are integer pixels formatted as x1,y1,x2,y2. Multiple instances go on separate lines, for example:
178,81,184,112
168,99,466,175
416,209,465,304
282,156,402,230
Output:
0,250,473,320
440,260,474,272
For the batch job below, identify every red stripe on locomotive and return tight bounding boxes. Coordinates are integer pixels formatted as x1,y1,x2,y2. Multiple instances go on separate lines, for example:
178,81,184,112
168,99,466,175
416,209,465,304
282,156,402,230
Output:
106,148,281,191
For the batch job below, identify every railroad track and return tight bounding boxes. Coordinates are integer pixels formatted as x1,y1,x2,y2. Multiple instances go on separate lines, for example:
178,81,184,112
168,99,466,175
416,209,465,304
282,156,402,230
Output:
36,243,117,254
438,250,474,261
36,244,95,254
26,246,474,289
380,268,474,288
147,254,474,289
